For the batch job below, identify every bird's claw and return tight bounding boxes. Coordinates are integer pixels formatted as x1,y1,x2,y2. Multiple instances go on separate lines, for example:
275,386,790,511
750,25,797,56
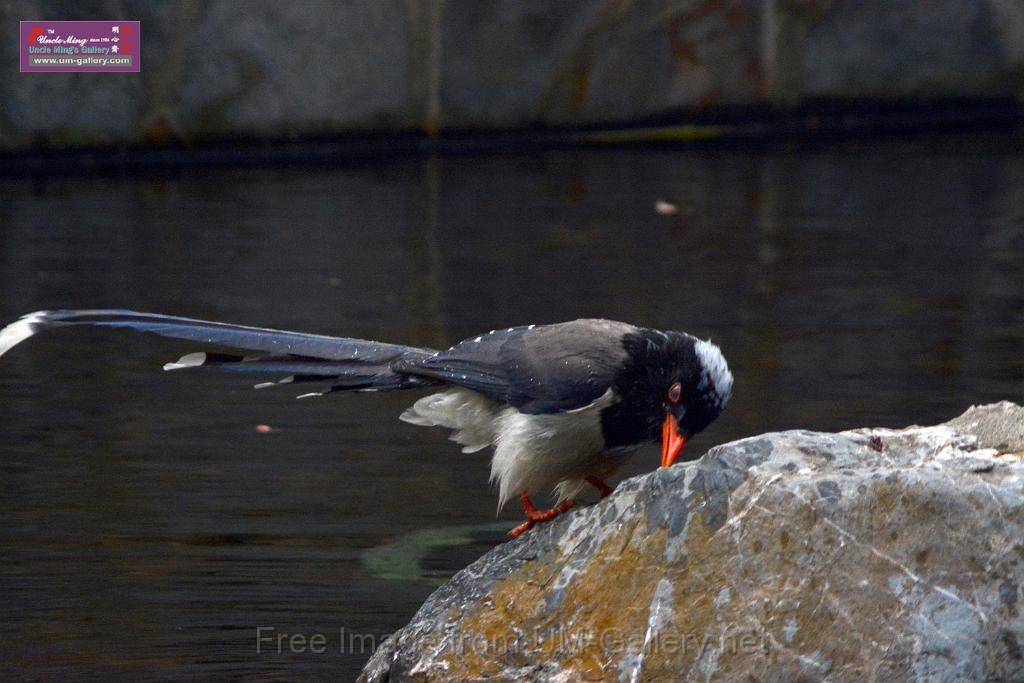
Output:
508,499,575,538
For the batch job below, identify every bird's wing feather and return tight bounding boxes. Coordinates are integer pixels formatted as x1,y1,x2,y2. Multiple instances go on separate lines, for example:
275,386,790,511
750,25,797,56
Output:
396,319,636,414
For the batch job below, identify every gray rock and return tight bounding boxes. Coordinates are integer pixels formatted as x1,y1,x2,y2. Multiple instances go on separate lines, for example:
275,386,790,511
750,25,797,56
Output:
947,401,1024,452
359,403,1024,682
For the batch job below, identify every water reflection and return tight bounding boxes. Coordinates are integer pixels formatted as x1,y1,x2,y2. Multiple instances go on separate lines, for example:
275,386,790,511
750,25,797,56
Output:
1,134,1022,678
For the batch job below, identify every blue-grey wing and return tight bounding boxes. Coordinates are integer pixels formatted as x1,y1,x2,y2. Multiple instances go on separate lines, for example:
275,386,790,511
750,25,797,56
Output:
396,319,636,414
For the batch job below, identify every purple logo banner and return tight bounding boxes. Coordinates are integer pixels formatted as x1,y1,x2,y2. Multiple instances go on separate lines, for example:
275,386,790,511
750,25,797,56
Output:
20,20,140,72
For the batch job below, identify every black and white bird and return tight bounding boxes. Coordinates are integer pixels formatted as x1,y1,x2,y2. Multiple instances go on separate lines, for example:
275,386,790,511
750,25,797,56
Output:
0,311,733,536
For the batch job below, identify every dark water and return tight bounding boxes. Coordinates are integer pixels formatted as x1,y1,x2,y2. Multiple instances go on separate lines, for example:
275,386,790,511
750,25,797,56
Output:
1,134,1022,680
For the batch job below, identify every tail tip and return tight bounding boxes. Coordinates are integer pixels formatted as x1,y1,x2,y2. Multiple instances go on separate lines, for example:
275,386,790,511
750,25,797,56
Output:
0,310,51,358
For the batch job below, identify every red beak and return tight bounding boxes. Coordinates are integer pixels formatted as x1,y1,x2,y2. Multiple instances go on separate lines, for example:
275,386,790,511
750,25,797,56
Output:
661,413,687,468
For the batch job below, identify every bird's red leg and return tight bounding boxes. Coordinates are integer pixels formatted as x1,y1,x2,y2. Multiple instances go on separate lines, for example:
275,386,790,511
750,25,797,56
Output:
508,494,575,538
586,476,615,498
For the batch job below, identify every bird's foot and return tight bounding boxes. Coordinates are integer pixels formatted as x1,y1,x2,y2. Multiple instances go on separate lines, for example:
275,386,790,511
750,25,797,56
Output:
586,476,615,498
508,495,575,538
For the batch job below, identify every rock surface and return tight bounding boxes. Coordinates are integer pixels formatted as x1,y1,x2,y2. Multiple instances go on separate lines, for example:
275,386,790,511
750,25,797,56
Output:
360,403,1024,682
4,1,1024,150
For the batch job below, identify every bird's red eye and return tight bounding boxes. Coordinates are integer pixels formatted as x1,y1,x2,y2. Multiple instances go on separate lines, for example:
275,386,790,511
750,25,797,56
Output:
668,382,682,404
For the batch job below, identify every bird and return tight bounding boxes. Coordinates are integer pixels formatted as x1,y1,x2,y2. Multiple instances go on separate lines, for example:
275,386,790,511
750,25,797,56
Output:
0,310,733,537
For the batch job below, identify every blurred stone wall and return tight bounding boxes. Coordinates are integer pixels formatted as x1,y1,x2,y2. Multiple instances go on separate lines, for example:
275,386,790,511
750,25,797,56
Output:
3,0,1024,151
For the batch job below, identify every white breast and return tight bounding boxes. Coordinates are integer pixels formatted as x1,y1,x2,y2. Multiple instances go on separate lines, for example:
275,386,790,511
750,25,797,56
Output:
399,387,623,510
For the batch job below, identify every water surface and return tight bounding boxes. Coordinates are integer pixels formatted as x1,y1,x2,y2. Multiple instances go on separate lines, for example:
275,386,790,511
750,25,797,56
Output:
1,134,1022,679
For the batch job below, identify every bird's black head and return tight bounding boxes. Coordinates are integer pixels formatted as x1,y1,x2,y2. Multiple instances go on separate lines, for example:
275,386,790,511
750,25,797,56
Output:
610,329,733,466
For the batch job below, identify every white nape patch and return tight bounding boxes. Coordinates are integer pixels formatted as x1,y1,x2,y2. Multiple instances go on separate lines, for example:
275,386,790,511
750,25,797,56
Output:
694,338,733,406
162,351,207,371
400,388,500,454
0,311,47,358
491,388,619,510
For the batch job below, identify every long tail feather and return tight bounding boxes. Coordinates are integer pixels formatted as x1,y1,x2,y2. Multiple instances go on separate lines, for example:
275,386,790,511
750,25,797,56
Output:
0,309,423,361
160,350,390,376
162,350,438,394
0,309,441,395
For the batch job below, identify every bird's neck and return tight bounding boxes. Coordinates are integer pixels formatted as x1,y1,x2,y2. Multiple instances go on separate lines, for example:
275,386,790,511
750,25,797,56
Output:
599,330,676,449
599,397,660,450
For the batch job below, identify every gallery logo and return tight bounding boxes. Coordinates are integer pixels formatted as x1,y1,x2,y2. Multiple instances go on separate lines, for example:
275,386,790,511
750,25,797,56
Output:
19,20,140,73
